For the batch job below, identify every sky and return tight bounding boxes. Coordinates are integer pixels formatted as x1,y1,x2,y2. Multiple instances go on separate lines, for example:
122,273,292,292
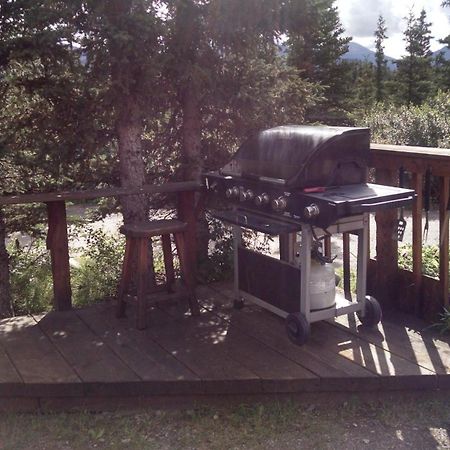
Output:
335,0,450,59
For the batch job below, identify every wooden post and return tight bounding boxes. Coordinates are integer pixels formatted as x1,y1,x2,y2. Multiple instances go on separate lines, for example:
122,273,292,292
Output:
439,176,450,309
412,173,424,315
374,168,399,309
342,233,351,300
46,201,72,311
177,190,197,281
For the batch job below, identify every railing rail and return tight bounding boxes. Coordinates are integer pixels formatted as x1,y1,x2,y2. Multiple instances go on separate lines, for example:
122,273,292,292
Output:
365,143,450,320
0,181,201,311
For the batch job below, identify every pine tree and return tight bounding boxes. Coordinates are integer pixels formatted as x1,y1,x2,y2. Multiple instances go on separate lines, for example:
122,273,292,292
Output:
287,0,351,120
374,15,387,102
396,9,435,105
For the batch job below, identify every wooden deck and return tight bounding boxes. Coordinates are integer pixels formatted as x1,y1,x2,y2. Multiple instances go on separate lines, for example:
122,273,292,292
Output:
0,282,449,410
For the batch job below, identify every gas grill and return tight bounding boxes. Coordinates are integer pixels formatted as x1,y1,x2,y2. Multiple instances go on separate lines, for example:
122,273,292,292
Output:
204,125,415,345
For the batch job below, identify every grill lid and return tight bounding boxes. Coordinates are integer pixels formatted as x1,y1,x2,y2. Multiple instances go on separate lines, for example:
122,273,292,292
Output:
220,125,370,188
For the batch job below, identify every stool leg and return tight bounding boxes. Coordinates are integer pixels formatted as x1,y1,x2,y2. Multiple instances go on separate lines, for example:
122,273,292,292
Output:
161,234,175,293
174,232,200,316
136,237,150,329
116,237,135,318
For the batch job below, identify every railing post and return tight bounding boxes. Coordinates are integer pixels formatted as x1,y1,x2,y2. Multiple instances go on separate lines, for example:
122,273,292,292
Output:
374,168,399,309
177,190,197,281
342,233,351,300
439,176,450,310
46,201,72,311
412,173,424,315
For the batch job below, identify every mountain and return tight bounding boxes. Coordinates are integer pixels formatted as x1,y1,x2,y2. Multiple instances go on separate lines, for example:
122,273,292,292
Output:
341,42,397,69
432,46,450,61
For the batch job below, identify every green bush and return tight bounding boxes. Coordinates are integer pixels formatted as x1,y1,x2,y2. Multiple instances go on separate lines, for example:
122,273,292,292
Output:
8,239,53,315
71,227,125,307
397,243,442,279
359,91,450,148
8,226,175,314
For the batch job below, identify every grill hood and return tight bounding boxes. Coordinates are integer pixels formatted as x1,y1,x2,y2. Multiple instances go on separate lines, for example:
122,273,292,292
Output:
220,125,370,189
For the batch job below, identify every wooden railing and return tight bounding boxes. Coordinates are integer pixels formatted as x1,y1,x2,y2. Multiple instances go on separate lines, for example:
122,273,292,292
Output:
365,143,450,320
0,181,201,311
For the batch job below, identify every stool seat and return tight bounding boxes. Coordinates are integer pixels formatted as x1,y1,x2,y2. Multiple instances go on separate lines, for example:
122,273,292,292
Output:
120,219,188,238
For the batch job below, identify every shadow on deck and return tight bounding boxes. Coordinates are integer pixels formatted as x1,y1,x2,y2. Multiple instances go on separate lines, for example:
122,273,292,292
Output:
0,282,449,411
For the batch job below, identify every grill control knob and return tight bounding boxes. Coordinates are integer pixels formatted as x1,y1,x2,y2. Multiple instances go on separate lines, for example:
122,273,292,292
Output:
225,186,240,198
255,193,269,206
243,189,254,201
304,204,320,219
271,196,287,212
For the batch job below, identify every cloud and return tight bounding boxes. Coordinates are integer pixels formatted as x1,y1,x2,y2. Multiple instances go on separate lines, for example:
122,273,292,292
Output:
335,0,450,58
337,0,404,38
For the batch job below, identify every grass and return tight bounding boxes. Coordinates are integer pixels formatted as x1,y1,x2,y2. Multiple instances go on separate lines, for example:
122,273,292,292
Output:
1,394,449,449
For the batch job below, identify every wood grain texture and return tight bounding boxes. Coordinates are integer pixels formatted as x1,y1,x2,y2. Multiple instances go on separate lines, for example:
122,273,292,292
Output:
199,285,377,391
0,316,80,387
439,176,449,309
46,201,72,311
0,282,447,401
35,311,140,383
412,173,424,315
0,181,201,205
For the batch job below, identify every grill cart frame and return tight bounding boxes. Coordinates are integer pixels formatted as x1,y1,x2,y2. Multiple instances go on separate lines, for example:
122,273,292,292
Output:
230,213,378,345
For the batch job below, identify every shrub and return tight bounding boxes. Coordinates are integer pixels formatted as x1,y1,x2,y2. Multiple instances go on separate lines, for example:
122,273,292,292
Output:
359,91,450,148
8,238,53,315
397,243,441,279
71,227,125,307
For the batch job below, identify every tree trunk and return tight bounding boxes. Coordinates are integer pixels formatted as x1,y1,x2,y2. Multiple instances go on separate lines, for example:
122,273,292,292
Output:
181,81,203,182
0,209,12,318
180,81,209,267
116,96,148,224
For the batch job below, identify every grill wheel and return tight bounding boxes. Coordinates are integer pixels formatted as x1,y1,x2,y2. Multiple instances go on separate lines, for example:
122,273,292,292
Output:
357,295,382,327
285,312,310,346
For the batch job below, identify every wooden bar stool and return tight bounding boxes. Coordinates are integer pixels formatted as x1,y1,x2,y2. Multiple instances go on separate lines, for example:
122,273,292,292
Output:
116,219,200,329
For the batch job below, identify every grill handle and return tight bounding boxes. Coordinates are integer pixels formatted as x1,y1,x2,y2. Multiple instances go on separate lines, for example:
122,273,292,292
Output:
349,195,415,214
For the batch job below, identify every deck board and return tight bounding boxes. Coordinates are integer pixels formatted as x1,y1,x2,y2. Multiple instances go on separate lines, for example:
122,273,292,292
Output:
159,299,319,392
334,314,450,375
199,285,378,390
208,283,438,389
136,304,263,394
36,311,140,383
77,305,199,381
0,316,80,385
0,282,448,405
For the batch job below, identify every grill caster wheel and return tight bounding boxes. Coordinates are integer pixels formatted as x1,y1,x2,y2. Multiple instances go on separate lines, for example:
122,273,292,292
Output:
285,313,310,346
357,295,382,327
233,298,245,310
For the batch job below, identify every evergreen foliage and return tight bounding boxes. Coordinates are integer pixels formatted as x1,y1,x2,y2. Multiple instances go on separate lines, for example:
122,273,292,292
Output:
286,0,351,118
374,15,387,102
395,9,435,105
360,91,450,148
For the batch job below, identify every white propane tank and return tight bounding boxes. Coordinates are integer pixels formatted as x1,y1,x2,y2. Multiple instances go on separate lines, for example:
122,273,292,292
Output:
309,259,336,311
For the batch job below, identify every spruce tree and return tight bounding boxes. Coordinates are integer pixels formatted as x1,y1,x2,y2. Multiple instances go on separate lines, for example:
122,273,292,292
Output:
374,15,387,102
287,0,351,120
396,9,435,105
